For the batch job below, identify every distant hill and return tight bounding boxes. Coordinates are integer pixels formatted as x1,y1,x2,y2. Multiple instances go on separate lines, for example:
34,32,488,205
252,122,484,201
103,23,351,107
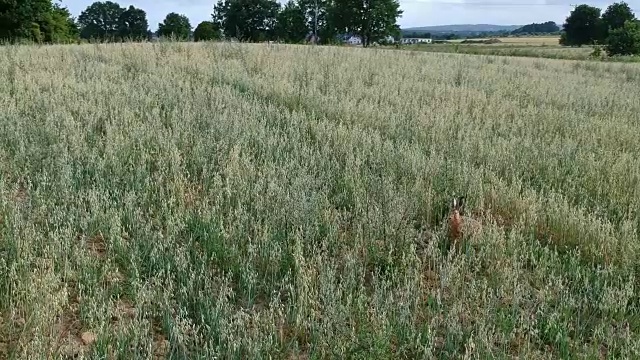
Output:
402,24,522,33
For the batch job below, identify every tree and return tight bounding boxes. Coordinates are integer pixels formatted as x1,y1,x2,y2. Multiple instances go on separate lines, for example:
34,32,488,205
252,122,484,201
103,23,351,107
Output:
0,0,55,42
212,0,280,42
41,3,80,43
275,0,308,43
327,0,403,47
77,1,125,41
296,0,333,42
559,31,568,45
605,19,640,55
561,4,602,46
601,2,636,40
193,21,221,41
119,5,148,40
157,12,192,40
0,0,80,43
211,0,226,34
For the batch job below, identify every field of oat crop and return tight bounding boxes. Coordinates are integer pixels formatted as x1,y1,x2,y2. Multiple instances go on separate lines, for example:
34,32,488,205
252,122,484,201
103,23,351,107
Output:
1,42,639,359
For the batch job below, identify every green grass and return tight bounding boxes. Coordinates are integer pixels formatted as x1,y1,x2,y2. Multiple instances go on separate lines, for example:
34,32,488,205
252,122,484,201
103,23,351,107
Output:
0,41,639,359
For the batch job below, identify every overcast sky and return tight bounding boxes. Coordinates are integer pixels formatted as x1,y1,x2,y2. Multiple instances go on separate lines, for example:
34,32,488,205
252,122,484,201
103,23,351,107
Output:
60,0,639,30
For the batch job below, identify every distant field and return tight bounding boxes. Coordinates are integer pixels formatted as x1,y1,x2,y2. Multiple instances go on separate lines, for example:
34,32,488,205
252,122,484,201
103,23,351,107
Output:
414,43,595,60
451,36,561,46
398,41,625,61
1,42,639,358
399,35,640,62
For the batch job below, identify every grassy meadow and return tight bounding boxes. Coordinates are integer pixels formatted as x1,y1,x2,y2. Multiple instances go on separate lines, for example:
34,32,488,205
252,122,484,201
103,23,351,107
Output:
1,41,640,359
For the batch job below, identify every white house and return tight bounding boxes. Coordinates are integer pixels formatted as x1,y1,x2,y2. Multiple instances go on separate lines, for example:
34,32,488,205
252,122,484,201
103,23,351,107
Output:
401,37,432,45
345,35,362,45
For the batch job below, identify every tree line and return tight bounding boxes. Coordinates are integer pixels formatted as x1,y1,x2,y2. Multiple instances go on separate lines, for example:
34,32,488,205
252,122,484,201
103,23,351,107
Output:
511,21,560,35
0,0,403,46
561,1,640,55
0,0,78,43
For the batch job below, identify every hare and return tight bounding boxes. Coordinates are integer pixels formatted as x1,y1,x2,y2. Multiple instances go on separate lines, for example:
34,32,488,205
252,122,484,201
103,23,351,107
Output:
448,196,482,249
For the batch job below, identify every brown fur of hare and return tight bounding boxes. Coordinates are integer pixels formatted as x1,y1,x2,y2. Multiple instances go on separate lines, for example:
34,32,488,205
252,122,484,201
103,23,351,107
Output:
448,196,482,249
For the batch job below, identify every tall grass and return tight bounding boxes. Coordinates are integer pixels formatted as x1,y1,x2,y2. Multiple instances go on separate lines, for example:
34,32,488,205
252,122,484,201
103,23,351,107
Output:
0,41,639,359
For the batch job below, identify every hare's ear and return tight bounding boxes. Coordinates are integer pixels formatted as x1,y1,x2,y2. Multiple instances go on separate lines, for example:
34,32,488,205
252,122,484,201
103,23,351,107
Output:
451,197,457,209
458,196,466,211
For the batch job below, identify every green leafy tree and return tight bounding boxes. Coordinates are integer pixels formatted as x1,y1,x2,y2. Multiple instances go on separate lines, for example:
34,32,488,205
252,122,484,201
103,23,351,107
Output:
275,0,308,43
77,1,125,41
296,0,332,42
560,4,602,46
601,2,636,40
0,0,55,42
119,5,148,40
559,31,568,45
327,0,403,47
212,0,226,34
157,12,192,40
193,21,221,41
212,0,280,42
38,3,80,43
605,19,640,55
